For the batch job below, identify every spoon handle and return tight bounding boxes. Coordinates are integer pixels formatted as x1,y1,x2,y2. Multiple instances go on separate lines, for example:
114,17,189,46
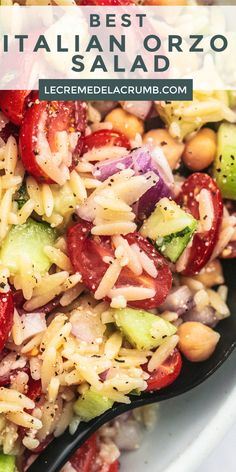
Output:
27,404,130,472
27,422,97,472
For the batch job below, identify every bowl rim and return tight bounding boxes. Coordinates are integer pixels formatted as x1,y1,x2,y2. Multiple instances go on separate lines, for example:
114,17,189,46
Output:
163,380,236,472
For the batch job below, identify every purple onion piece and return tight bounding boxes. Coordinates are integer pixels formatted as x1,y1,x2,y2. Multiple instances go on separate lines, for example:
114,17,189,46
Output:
132,147,171,219
114,419,144,451
183,306,218,328
122,101,152,120
159,285,194,316
93,154,133,182
136,178,171,220
93,146,172,220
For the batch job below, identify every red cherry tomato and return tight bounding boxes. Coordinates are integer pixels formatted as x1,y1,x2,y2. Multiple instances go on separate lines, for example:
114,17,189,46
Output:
0,122,19,143
19,94,87,183
177,173,223,276
145,349,182,392
70,434,97,472
100,460,120,472
20,378,44,444
82,129,131,155
108,461,119,472
0,91,31,126
0,291,14,353
13,289,25,309
81,0,133,4
26,377,42,402
67,222,172,309
70,434,119,472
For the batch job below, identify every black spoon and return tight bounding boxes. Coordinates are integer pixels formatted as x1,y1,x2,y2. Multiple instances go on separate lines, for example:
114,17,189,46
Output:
28,258,236,472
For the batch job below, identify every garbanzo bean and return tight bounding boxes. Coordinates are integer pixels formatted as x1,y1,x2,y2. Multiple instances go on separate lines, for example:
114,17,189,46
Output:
182,128,217,171
178,321,220,362
143,0,186,5
104,108,144,140
143,129,184,169
192,260,224,288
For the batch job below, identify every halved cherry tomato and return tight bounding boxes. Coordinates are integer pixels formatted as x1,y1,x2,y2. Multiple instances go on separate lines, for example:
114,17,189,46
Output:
81,0,133,4
70,434,97,472
67,221,172,309
0,91,31,126
100,460,120,472
70,434,119,472
177,173,223,276
19,94,87,183
26,377,42,402
20,378,44,443
0,291,14,353
0,122,19,143
82,129,131,155
145,349,182,392
13,289,25,309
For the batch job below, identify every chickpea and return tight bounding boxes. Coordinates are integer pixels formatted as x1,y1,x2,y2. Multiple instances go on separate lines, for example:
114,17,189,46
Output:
192,260,224,288
104,108,144,140
143,129,184,169
144,0,186,4
182,128,217,171
178,321,220,362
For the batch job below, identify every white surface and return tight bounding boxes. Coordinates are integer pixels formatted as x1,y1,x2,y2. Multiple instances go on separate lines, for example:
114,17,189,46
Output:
201,422,236,472
120,351,236,472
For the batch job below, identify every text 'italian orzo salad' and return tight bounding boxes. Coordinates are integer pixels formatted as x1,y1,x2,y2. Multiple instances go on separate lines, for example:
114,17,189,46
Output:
0,87,235,471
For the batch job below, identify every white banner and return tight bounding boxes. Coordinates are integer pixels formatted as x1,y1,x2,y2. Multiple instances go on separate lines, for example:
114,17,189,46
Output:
0,5,236,90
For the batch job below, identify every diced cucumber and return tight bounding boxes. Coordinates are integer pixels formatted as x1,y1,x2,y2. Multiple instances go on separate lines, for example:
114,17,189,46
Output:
0,218,56,275
140,198,197,263
0,453,15,472
155,227,194,263
113,307,176,350
228,91,236,109
74,389,114,422
214,123,236,199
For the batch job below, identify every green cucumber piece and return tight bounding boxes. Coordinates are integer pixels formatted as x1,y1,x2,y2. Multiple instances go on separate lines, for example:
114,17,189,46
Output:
1,218,56,275
228,91,236,109
214,123,236,199
113,307,176,350
74,389,113,422
0,454,15,472
140,198,197,263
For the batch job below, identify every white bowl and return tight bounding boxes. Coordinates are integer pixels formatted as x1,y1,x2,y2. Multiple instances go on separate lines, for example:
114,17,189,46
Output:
120,351,236,472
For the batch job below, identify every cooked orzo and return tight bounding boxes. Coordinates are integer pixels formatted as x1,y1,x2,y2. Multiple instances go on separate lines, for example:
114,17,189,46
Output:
0,83,235,471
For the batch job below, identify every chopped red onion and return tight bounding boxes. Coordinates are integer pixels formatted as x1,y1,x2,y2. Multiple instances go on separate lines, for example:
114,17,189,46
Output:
159,285,194,316
92,101,117,118
121,101,152,120
114,419,143,451
183,306,218,328
93,146,172,219
20,313,47,342
70,310,105,343
93,154,132,182
131,147,171,219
